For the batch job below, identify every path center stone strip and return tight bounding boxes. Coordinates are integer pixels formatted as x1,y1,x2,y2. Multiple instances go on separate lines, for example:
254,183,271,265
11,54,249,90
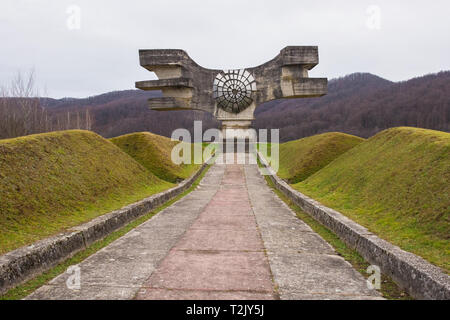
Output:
135,164,277,300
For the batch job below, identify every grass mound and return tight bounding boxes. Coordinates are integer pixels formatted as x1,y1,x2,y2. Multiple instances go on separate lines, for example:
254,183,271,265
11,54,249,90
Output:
0,130,172,254
293,127,450,271
278,132,364,183
110,132,200,183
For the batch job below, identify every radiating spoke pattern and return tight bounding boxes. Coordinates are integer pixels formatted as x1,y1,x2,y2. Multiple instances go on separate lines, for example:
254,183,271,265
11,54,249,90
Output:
213,69,257,113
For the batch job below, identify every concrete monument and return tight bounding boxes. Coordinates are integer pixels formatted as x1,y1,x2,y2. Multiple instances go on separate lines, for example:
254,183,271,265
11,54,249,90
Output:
136,46,327,143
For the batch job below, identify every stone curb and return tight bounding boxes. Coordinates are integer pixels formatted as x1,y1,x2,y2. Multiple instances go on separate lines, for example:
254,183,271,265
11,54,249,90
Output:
257,151,450,300
0,159,211,295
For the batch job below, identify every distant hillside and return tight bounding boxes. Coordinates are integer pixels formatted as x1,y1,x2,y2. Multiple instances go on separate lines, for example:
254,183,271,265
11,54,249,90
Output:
293,127,450,271
277,132,364,183
41,90,151,109
0,130,173,254
255,72,450,141
42,90,219,139
37,71,450,141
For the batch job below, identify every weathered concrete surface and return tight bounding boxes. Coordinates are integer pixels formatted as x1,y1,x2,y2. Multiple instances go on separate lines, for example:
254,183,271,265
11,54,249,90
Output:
26,160,381,300
135,161,380,300
257,151,450,300
136,47,327,115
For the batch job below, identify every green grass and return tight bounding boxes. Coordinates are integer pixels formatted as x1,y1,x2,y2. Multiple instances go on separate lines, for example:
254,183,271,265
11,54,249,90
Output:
0,130,173,255
277,132,364,183
110,132,200,183
0,164,211,300
292,127,450,272
261,171,411,300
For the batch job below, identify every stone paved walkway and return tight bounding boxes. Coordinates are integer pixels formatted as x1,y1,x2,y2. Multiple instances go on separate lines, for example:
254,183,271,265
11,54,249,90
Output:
135,164,275,299
26,159,382,300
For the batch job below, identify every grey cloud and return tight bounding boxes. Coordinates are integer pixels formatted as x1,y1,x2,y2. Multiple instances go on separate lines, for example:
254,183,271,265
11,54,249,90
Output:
1,0,449,98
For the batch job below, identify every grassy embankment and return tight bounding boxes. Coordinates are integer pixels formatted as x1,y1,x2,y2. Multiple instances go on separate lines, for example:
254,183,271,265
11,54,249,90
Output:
277,132,364,183
110,132,200,183
285,128,449,272
0,130,196,255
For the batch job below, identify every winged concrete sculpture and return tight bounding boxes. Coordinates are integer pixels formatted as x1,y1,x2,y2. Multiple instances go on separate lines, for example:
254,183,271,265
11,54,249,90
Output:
136,46,327,133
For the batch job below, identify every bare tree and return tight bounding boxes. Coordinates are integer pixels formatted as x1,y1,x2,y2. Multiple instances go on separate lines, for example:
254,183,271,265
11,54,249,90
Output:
0,70,97,139
0,70,52,139
85,108,92,130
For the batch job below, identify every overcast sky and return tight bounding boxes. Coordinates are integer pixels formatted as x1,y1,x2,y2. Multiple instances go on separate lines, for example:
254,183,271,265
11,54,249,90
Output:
1,0,449,98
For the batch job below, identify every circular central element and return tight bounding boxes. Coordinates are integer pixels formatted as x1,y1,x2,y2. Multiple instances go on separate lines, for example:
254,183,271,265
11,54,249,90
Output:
213,69,257,114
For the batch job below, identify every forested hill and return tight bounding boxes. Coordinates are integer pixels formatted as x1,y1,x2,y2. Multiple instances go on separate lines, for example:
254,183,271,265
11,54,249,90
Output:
254,72,450,141
41,90,219,139
41,71,450,142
